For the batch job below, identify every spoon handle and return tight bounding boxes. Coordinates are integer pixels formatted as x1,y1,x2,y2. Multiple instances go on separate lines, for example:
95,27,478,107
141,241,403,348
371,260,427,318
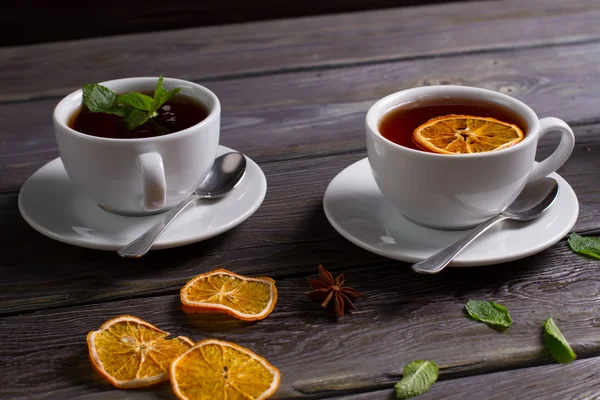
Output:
411,214,509,274
117,193,201,258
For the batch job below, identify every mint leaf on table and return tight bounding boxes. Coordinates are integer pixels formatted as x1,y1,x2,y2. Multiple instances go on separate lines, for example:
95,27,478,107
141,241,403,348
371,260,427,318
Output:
150,75,181,114
394,360,438,399
465,300,513,329
116,92,154,111
568,233,600,260
544,317,576,363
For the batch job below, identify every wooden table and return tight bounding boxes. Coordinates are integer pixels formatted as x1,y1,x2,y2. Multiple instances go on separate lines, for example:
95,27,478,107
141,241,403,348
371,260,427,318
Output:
2,0,600,398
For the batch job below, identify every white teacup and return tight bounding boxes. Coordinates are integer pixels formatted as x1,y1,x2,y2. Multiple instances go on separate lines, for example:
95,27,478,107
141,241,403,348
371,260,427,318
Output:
366,85,575,230
53,77,220,215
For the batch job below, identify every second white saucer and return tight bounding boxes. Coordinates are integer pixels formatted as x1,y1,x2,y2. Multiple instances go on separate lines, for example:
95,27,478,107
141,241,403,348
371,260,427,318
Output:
18,145,267,251
323,158,578,267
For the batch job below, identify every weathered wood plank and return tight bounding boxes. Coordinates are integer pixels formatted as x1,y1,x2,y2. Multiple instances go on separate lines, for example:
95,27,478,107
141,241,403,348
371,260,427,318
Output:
2,248,600,399
336,357,600,399
2,122,600,316
2,0,600,101
4,39,600,192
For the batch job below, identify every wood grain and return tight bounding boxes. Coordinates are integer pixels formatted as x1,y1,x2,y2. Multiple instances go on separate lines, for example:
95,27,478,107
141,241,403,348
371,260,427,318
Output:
5,39,600,193
336,357,600,399
2,248,600,399
2,0,600,101
2,121,600,316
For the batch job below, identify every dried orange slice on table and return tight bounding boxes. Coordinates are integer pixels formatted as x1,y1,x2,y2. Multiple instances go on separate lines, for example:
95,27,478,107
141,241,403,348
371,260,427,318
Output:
413,114,524,154
171,339,281,400
180,269,277,321
87,315,194,388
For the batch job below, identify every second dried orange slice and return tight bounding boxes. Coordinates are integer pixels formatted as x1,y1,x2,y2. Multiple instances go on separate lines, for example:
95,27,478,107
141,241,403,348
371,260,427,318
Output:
413,114,524,154
87,315,194,389
180,269,277,321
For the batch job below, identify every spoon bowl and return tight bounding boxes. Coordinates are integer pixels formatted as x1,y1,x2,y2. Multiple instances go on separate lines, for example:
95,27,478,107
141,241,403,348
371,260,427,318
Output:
196,152,247,198
118,152,246,258
502,177,559,220
412,177,560,274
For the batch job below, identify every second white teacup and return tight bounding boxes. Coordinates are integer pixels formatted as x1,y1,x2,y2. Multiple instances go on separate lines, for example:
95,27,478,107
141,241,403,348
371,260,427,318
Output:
366,85,575,230
53,77,220,216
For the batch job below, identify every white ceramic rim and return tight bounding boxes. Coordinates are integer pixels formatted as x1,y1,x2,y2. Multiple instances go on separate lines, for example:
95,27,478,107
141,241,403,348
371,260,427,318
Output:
366,85,541,159
53,77,221,144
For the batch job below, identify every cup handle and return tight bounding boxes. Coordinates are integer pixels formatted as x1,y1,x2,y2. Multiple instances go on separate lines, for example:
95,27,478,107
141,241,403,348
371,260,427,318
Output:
528,117,575,182
138,152,166,211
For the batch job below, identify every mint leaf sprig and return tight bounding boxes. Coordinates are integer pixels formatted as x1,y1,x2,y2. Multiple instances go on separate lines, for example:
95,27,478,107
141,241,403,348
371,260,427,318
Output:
81,75,181,130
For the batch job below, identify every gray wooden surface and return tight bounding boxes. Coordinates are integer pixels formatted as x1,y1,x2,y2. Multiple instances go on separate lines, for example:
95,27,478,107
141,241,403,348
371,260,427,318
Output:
336,357,600,399
2,0,600,102
2,0,600,398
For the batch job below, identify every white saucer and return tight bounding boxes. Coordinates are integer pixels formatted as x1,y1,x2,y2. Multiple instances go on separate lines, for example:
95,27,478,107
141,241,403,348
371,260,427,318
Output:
18,145,267,251
323,158,578,267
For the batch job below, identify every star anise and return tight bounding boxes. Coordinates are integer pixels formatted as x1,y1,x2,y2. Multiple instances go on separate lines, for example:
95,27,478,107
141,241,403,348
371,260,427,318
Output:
305,265,363,317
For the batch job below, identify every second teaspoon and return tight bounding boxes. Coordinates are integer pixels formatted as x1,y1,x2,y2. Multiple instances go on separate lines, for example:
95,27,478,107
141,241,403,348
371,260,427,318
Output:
411,177,560,274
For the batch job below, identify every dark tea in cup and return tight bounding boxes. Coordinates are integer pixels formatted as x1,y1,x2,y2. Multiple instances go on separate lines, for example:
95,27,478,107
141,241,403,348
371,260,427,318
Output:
69,96,209,140
378,100,528,154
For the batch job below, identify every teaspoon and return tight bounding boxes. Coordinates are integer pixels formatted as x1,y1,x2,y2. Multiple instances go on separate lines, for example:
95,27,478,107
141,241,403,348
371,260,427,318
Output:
411,177,560,274
118,152,246,258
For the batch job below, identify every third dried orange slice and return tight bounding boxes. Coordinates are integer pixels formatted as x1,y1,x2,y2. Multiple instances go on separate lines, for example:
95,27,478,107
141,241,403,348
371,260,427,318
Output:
413,114,524,154
180,269,277,321
170,339,280,400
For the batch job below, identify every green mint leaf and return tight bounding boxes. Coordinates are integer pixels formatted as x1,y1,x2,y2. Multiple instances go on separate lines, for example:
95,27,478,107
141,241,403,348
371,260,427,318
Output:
116,92,154,111
81,76,180,131
394,360,438,399
568,233,600,260
105,105,128,118
465,300,513,329
544,317,576,363
150,75,181,113
82,84,119,114
125,109,150,130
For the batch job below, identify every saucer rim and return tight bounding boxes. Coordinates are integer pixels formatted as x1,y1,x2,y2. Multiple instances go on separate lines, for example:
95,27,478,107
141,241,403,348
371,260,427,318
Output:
18,145,267,251
323,158,579,267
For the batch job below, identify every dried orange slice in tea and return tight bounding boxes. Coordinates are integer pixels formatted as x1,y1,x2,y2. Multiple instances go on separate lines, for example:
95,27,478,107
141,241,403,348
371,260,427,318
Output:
413,114,524,154
171,339,280,400
87,315,194,389
180,269,277,321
